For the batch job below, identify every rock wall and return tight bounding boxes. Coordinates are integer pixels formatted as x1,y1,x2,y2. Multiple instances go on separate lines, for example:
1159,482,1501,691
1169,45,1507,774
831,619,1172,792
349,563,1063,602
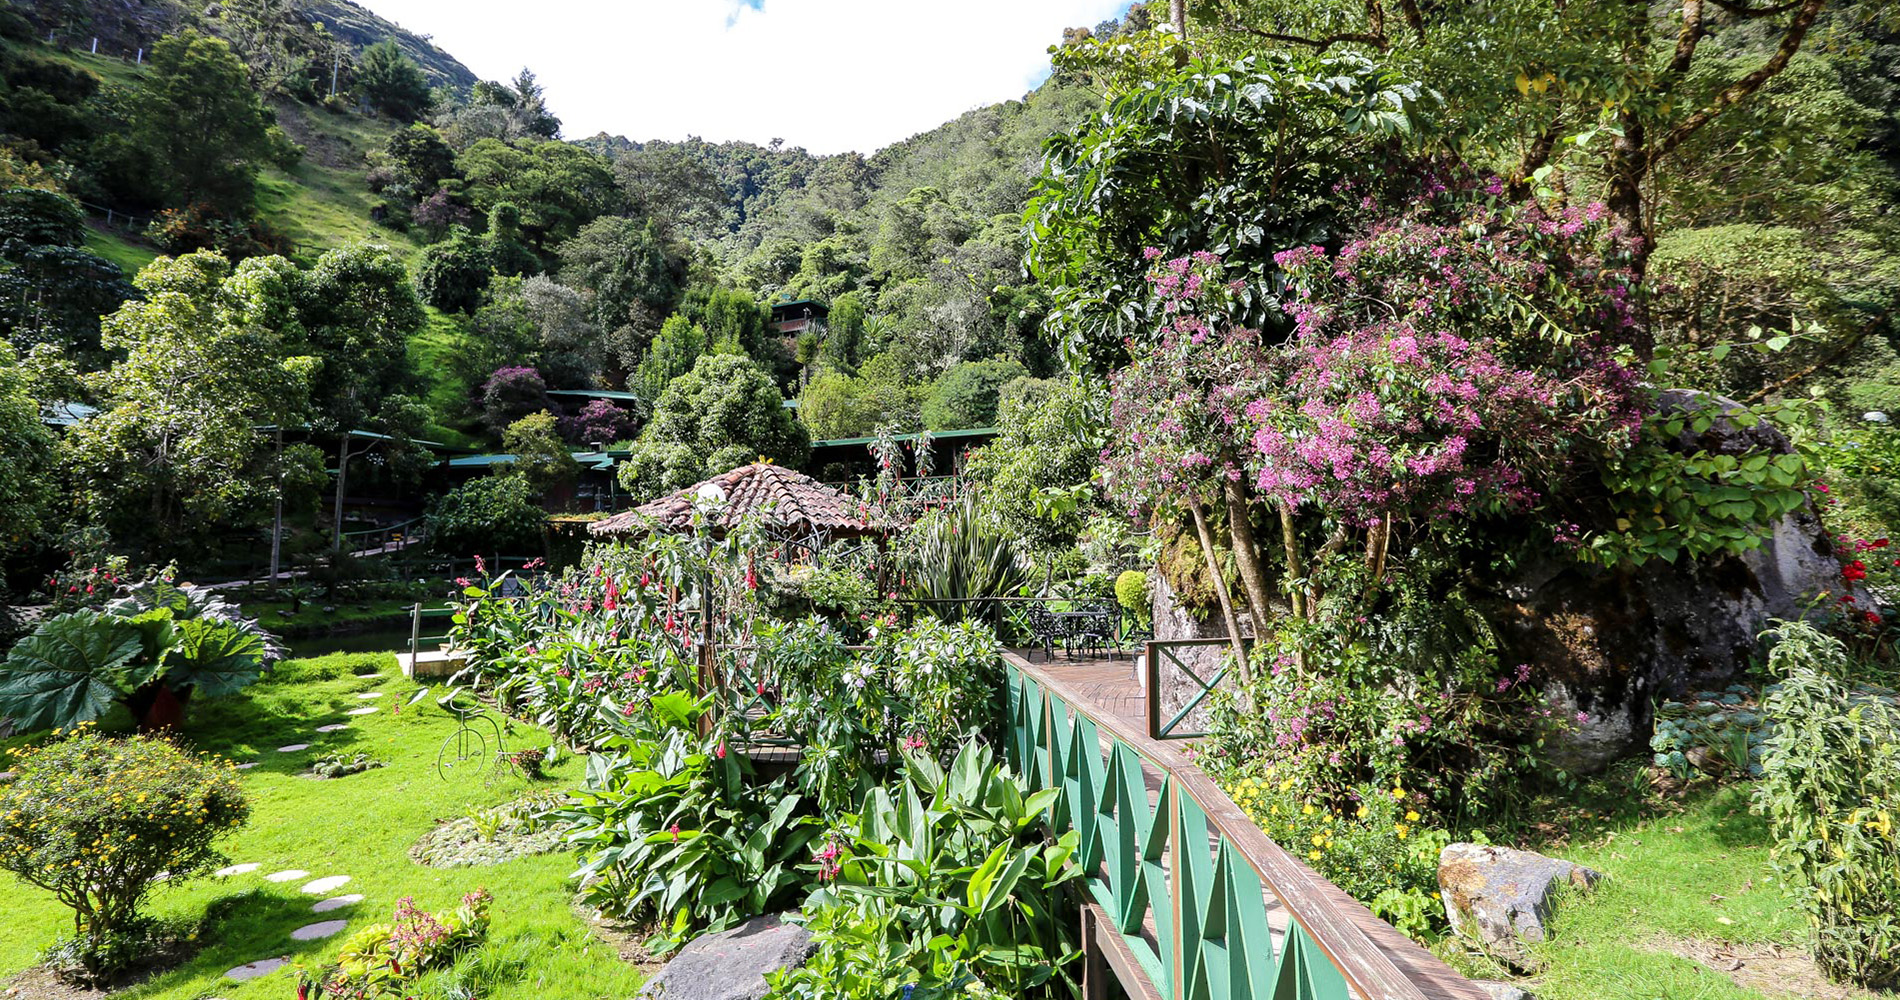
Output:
1149,574,1248,736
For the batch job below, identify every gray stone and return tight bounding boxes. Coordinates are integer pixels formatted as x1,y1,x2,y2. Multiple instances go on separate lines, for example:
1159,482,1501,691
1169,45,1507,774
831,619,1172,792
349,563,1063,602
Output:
224,958,287,981
1439,843,1602,968
313,893,365,913
290,920,348,941
638,913,814,1000
1474,981,1534,1000
1490,390,1844,773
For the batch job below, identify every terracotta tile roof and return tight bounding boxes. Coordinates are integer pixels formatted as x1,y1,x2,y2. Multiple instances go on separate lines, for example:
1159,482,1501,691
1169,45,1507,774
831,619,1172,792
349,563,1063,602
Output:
589,463,886,538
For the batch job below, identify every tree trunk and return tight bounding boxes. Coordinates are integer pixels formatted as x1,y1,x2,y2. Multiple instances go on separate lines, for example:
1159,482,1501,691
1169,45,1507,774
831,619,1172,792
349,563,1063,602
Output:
1187,496,1250,677
1278,502,1307,620
1223,478,1278,635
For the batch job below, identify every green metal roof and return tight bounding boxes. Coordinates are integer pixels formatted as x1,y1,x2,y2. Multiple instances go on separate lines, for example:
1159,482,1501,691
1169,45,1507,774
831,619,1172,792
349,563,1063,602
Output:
809,426,999,449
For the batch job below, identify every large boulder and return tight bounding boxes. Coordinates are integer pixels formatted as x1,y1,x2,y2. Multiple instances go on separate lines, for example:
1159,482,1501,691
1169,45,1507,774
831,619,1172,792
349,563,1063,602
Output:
1488,390,1840,772
638,913,815,1000
1438,843,1602,968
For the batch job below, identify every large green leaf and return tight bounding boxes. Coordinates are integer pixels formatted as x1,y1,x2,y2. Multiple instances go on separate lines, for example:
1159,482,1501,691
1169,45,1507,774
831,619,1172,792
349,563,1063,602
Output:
165,618,267,696
0,611,153,731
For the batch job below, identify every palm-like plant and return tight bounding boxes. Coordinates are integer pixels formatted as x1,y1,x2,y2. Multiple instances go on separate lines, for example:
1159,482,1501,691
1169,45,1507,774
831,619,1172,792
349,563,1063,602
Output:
899,496,1028,620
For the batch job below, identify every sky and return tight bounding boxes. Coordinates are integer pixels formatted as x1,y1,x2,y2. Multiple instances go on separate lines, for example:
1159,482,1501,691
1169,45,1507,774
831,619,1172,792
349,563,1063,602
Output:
355,0,1133,155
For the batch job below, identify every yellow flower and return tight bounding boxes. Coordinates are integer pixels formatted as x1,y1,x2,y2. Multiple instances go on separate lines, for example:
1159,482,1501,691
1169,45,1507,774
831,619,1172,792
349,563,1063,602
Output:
1309,850,1322,861
1311,834,1325,847
1405,810,1420,822
1302,803,1315,816
1356,805,1368,819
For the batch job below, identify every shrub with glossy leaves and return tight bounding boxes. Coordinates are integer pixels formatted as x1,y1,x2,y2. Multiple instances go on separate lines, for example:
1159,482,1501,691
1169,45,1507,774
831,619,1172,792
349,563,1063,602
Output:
0,728,248,975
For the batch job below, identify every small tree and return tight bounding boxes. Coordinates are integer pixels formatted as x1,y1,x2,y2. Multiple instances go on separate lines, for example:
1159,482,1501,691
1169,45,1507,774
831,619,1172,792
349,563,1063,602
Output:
355,39,432,122
0,729,249,977
501,410,579,493
415,225,492,314
425,474,546,557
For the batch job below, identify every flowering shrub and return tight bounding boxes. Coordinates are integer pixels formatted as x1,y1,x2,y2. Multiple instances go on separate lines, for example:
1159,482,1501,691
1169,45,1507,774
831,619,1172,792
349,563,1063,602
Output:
0,727,249,979
309,889,493,997
761,617,1000,814
559,397,639,444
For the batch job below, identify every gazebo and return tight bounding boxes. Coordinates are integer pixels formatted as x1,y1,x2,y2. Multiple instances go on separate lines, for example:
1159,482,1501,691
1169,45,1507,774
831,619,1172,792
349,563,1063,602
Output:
588,463,886,553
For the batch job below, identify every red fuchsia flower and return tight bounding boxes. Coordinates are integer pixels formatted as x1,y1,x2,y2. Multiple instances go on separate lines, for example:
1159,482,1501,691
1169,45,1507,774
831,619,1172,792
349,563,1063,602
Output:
716,742,727,759
455,577,472,587
1842,595,1857,604
474,555,486,574
639,572,650,588
1844,561,1869,582
669,824,681,841
621,702,637,716
1875,539,1892,549
603,578,619,612
1866,611,1884,626
903,733,925,751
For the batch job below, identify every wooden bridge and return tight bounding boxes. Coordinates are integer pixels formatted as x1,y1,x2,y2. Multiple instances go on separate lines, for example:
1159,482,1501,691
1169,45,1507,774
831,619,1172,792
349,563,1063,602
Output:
1004,650,1487,1000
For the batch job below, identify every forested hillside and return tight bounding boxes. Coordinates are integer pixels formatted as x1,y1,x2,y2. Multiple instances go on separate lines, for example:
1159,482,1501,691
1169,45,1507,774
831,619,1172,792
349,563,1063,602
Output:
0,0,1128,576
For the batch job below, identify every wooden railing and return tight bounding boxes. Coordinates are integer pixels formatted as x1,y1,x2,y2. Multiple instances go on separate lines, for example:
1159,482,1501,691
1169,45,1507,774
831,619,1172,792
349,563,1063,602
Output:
1005,651,1487,1000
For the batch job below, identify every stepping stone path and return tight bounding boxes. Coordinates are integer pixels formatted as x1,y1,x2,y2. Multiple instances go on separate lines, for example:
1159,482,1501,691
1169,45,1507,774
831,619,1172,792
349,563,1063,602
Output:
315,724,349,733
236,762,260,769
215,863,260,876
218,866,367,977
278,743,310,753
357,691,384,699
290,920,349,941
346,706,379,716
225,958,287,981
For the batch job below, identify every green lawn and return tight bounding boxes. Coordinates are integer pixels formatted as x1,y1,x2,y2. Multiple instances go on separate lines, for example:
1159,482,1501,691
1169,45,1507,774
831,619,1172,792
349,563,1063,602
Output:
83,225,160,275
1440,780,1858,1000
0,653,646,999
258,101,423,265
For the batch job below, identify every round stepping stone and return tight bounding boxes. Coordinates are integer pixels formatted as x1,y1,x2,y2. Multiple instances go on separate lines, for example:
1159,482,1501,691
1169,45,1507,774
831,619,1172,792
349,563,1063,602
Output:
277,743,310,753
346,706,379,716
357,692,384,700
315,724,349,733
312,894,365,913
290,920,349,941
225,958,287,981
301,875,351,894
263,869,308,883
236,762,260,770
215,863,260,877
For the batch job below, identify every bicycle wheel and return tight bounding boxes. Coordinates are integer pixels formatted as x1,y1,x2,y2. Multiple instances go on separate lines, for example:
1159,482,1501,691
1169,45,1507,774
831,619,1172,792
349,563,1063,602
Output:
436,725,488,781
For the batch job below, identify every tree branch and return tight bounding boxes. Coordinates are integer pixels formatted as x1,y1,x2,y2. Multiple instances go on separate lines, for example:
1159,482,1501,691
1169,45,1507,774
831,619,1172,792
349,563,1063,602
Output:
1227,22,1390,51
1744,306,1894,405
1665,0,1705,82
1654,0,1828,161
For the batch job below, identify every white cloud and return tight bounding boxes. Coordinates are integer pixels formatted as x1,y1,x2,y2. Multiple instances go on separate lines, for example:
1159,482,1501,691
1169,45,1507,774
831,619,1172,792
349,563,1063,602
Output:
355,0,1131,154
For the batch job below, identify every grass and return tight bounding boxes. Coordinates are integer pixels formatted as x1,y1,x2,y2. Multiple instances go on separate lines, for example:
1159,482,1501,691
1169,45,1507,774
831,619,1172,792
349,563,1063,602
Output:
0,653,647,999
1439,776,1836,1000
259,101,423,265
409,307,486,449
82,225,160,275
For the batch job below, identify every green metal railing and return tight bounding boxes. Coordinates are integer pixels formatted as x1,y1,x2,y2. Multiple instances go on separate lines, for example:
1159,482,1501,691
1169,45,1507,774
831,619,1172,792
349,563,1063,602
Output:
408,603,456,662
1145,638,1250,741
1006,653,1485,1000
